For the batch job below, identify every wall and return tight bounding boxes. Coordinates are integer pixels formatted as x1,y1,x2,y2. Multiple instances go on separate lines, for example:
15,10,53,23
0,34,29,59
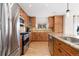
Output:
63,14,74,36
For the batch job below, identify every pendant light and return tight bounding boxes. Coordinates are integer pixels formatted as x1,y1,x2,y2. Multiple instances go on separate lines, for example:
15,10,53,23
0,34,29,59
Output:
66,3,70,16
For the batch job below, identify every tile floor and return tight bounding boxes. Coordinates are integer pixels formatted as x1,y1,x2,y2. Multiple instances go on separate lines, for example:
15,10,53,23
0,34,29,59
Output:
24,42,50,56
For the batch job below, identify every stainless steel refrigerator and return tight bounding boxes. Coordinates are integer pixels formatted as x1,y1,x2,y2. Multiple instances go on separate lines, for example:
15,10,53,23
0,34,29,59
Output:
0,3,20,56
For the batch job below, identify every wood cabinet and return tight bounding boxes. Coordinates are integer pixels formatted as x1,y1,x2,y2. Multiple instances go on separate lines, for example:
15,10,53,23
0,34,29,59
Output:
55,39,79,56
48,34,79,56
53,16,63,34
20,8,29,25
48,17,54,28
30,32,48,42
53,39,70,56
48,16,63,34
31,17,36,27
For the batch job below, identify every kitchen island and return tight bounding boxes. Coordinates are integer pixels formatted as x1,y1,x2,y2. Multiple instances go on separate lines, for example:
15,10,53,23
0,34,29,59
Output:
48,32,79,56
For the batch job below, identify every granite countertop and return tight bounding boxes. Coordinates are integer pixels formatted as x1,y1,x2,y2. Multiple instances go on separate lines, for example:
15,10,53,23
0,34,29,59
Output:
48,32,79,50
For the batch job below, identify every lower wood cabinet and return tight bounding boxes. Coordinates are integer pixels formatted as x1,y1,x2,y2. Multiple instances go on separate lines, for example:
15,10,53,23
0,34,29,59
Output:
48,35,79,56
53,39,71,56
55,39,79,56
30,32,48,42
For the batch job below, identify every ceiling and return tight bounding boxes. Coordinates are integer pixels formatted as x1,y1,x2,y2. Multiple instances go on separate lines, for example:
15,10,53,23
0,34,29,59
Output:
19,3,79,17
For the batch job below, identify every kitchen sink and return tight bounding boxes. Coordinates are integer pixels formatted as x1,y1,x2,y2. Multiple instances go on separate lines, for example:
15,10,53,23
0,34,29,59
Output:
60,36,79,45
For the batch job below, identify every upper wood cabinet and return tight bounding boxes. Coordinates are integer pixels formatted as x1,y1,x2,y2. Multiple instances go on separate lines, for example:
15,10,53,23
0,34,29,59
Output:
48,16,63,34
20,8,29,25
48,17,54,28
53,16,63,34
31,17,36,27
54,16,63,25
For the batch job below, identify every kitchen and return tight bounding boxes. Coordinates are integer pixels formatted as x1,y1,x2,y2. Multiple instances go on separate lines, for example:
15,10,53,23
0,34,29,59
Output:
0,3,79,56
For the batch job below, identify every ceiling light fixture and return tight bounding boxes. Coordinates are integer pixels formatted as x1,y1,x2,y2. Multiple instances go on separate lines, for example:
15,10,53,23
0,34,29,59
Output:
66,3,70,16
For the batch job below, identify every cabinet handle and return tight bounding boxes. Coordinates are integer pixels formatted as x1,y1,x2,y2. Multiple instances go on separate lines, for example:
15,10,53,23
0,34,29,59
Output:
58,49,62,53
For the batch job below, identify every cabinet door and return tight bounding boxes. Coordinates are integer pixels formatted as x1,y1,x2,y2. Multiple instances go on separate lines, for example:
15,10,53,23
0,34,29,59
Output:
31,17,36,27
54,16,63,25
53,39,60,56
20,9,29,25
43,32,48,41
48,17,54,28
54,16,63,34
31,32,38,41
53,39,70,56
